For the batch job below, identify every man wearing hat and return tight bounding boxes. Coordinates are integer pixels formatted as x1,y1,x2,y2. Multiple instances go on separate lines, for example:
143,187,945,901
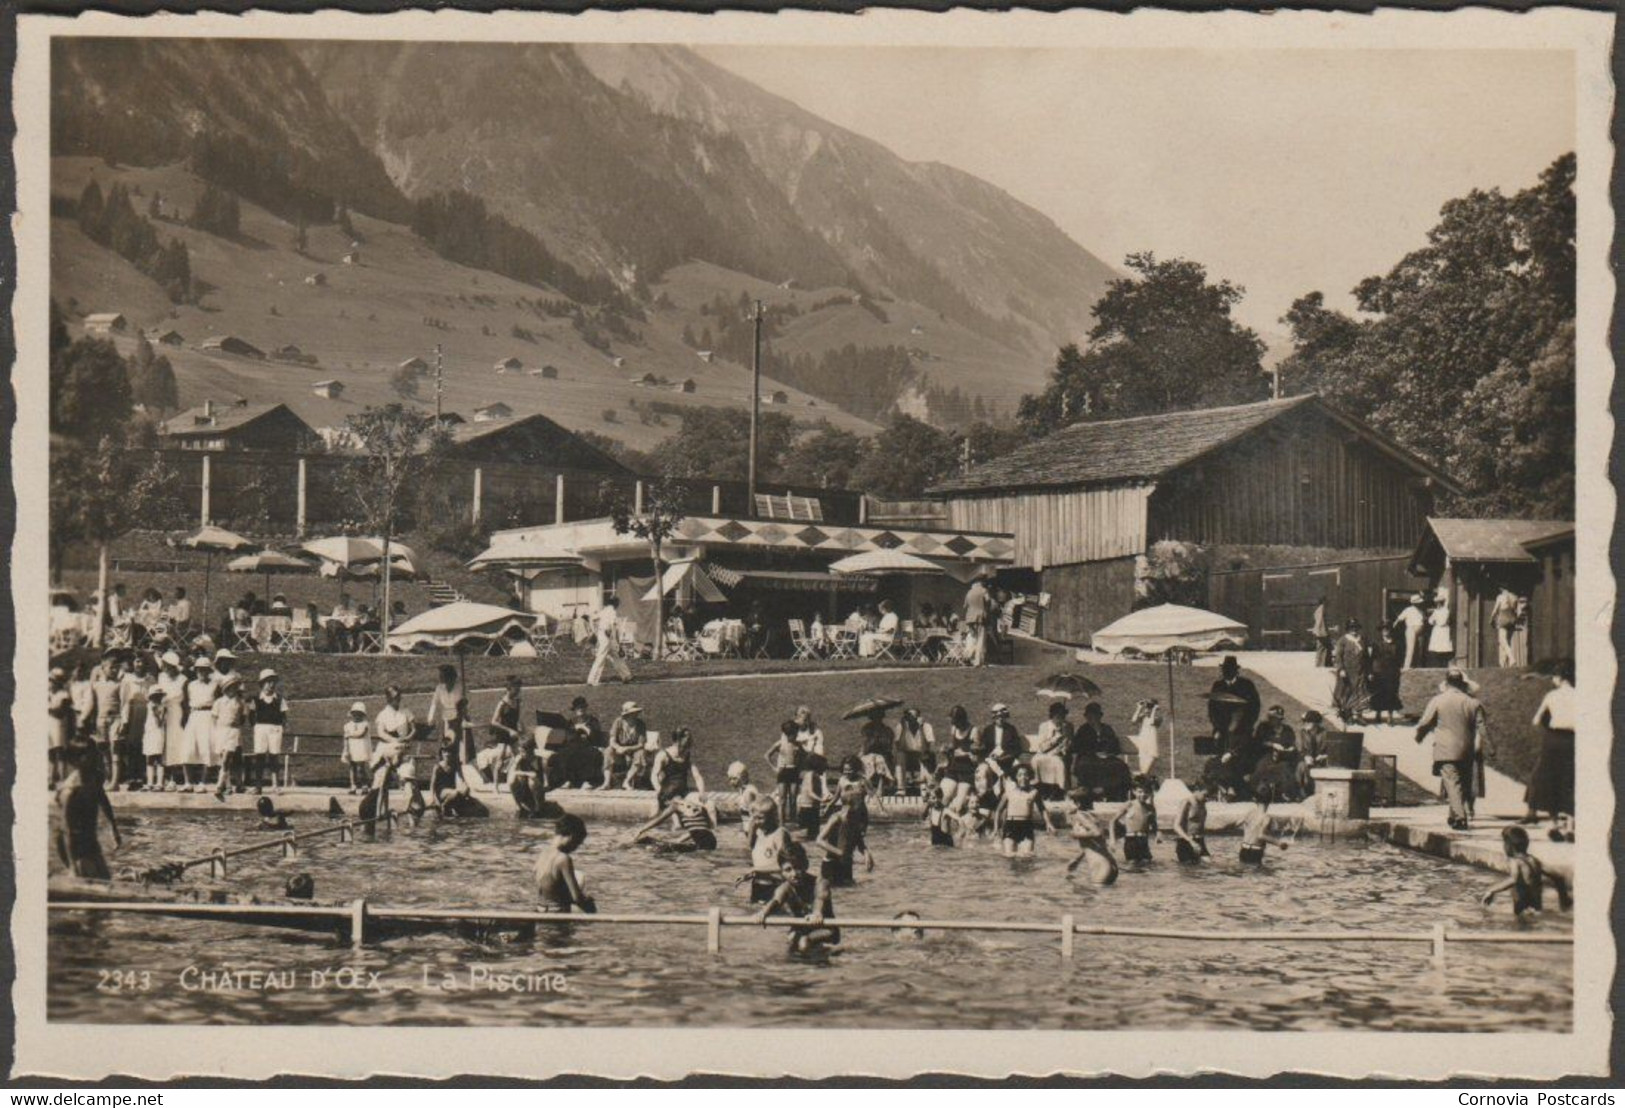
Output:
598,701,647,790
1206,656,1261,754
975,703,1025,778
1414,666,1492,830
1396,594,1427,669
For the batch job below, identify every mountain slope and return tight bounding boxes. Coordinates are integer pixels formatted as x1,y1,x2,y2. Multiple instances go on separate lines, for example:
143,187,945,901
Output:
52,37,406,223
574,44,1119,350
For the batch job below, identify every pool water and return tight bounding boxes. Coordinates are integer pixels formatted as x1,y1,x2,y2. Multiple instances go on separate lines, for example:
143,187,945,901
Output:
49,811,1572,1029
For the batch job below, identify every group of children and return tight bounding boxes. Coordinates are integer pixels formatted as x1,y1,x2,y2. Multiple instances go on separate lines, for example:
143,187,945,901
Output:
48,649,290,799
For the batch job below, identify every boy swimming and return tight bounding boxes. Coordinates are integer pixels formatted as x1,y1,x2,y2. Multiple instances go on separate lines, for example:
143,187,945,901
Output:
755,841,840,955
1239,784,1291,865
1064,799,1119,886
1174,782,1212,864
1112,777,1159,863
1481,826,1572,915
534,813,596,913
994,764,1048,856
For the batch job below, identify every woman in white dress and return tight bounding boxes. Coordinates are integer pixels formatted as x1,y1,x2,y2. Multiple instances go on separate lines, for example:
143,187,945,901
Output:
1427,589,1454,668
181,655,219,792
1129,699,1163,776
157,651,189,791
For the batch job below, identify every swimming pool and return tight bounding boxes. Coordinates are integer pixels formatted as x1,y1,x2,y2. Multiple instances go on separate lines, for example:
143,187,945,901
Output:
48,811,1572,1030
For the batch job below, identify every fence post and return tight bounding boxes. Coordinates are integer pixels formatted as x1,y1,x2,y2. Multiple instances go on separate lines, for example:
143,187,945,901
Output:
351,898,368,950
281,832,298,859
200,454,212,526
555,474,566,525
295,457,308,537
706,906,722,954
472,468,484,527
209,849,228,879
1060,914,1075,960
339,821,354,844
1432,922,1447,962
711,485,721,514
634,480,645,516
858,495,867,525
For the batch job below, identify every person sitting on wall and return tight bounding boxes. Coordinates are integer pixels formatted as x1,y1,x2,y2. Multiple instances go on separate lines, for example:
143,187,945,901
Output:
1248,705,1301,802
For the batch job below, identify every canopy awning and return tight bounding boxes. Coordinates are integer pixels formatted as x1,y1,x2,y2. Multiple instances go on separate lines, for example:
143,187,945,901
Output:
707,567,877,593
829,549,945,576
642,559,726,604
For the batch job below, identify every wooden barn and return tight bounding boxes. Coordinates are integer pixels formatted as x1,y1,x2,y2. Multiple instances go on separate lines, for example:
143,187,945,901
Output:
929,395,1458,644
444,412,635,476
1408,518,1574,668
161,400,319,452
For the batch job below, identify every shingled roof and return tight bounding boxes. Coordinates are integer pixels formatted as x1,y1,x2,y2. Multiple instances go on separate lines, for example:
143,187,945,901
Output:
1413,518,1572,566
930,395,1457,496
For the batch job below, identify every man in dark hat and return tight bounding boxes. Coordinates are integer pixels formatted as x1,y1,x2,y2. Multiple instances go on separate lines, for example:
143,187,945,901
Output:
1414,666,1491,830
1207,656,1261,749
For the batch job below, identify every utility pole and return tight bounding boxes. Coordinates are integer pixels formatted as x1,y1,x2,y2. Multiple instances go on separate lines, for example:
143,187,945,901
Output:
434,343,444,422
1268,363,1282,400
747,298,762,514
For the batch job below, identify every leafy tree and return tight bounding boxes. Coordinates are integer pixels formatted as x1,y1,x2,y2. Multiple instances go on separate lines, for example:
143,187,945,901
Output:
51,335,132,440
603,478,686,660
780,425,868,490
850,414,959,498
653,405,795,483
1019,254,1266,437
389,364,422,400
337,404,445,641
1276,153,1575,515
127,332,180,413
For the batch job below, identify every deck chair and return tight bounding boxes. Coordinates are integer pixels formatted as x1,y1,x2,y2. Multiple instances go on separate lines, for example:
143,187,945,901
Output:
895,620,923,661
527,619,560,658
356,629,384,654
663,630,701,661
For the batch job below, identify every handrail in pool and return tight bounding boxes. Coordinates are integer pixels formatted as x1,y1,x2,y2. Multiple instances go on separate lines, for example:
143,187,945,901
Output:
48,899,1573,959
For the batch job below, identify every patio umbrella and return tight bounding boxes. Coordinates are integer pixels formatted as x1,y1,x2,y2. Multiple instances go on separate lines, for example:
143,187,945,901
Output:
841,696,905,721
1035,672,1103,701
182,526,255,633
226,549,315,601
829,550,944,576
301,535,386,570
1090,604,1248,780
386,601,537,653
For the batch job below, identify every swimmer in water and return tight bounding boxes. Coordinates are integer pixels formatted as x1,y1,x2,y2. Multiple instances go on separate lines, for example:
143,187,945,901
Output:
994,764,1049,857
755,841,840,955
1112,777,1160,864
1481,825,1571,916
1239,784,1291,865
1064,798,1119,886
55,745,122,879
633,792,720,852
924,784,961,847
815,783,873,886
534,813,596,913
739,800,791,903
1173,782,1212,864
256,795,291,831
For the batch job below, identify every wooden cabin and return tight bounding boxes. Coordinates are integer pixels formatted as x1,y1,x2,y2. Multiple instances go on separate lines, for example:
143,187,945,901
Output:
930,395,1458,644
1409,518,1574,668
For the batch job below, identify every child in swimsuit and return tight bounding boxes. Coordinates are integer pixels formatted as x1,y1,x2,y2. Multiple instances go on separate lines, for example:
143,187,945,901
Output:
755,841,840,955
996,764,1048,857
1482,825,1571,915
534,814,596,913
1065,802,1119,886
633,794,719,852
1174,782,1211,864
1112,779,1159,863
342,703,372,794
255,795,291,831
765,720,803,825
743,802,791,903
924,785,960,847
1239,783,1290,865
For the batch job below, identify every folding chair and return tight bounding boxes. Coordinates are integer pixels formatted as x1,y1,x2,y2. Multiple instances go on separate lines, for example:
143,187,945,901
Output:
527,620,560,659
663,631,700,661
788,620,820,661
105,621,135,651
231,625,258,653
356,629,384,654
829,628,859,660
287,611,315,654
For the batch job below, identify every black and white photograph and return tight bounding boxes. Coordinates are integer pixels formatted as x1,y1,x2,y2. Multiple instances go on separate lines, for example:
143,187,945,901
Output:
12,5,1615,1081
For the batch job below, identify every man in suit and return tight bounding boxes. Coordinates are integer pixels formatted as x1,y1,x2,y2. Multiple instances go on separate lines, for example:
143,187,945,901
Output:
1414,666,1492,830
1206,657,1262,799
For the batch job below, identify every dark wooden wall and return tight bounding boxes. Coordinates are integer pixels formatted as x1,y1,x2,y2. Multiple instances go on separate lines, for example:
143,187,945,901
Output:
1526,538,1576,665
1208,554,1416,650
1038,556,1137,645
1148,406,1436,550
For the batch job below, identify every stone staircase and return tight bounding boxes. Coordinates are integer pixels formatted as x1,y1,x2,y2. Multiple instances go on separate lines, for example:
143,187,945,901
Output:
422,578,466,607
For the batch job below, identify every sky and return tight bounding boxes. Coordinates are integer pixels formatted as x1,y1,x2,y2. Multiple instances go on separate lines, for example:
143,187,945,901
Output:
696,46,1575,335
